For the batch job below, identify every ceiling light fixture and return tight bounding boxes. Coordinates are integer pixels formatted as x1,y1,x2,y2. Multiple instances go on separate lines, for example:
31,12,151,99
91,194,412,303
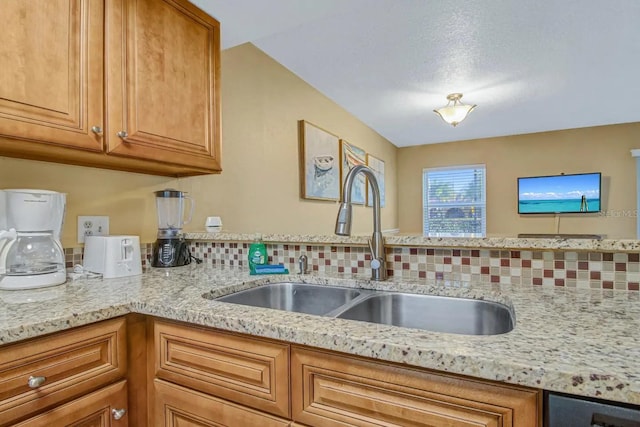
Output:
433,93,477,127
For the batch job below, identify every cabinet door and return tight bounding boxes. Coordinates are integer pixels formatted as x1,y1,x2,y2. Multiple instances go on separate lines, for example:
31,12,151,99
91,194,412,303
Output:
153,319,290,418
292,346,541,427
13,380,128,426
0,0,104,152
0,317,127,426
152,379,290,427
105,0,221,173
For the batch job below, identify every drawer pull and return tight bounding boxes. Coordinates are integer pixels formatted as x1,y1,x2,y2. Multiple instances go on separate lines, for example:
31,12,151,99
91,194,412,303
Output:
27,376,46,388
112,408,126,420
91,125,103,135
116,130,128,139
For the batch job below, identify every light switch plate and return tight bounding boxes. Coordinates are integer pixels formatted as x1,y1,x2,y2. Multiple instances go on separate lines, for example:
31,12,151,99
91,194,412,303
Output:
77,215,109,243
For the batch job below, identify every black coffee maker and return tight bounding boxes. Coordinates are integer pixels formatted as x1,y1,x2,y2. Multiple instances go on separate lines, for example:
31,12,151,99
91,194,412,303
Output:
151,189,194,267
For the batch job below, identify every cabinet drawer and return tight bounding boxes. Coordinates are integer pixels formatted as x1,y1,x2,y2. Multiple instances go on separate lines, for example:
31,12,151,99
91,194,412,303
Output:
153,379,289,427
0,317,127,426
292,346,541,427
13,380,128,427
154,319,290,418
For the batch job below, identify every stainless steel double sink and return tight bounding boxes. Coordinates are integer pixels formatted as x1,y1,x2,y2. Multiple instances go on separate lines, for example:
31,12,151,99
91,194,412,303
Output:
214,282,514,336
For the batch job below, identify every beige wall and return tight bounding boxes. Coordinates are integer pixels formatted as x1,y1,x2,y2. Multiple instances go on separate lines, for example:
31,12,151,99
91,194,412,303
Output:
0,158,174,247
4,40,637,244
179,43,398,238
397,122,640,238
0,43,399,247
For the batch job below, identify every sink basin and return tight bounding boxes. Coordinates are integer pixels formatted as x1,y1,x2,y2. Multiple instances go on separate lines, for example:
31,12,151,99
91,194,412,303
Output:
215,282,361,316
213,282,514,335
335,293,514,335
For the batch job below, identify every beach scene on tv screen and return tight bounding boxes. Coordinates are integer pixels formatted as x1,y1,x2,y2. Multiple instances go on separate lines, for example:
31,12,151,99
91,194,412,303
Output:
518,174,600,213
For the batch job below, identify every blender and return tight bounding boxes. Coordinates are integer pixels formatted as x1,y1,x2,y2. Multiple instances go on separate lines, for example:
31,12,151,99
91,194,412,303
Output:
0,189,67,290
152,189,194,267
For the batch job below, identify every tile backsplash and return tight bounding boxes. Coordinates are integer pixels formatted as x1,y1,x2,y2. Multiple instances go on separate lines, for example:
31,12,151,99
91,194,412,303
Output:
65,244,155,270
66,241,640,290
188,242,639,290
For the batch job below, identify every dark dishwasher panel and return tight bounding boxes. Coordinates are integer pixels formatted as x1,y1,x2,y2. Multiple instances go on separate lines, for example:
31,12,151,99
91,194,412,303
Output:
546,391,640,426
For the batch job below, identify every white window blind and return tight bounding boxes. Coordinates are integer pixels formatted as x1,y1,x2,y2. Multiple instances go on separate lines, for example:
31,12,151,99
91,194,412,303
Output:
423,165,486,237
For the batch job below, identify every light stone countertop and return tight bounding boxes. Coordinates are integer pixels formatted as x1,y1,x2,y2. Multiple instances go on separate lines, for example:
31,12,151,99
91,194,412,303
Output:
184,232,640,252
1,265,639,405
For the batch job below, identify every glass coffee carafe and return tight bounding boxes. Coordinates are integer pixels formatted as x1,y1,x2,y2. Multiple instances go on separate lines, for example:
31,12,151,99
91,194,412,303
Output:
0,189,67,290
1,232,65,275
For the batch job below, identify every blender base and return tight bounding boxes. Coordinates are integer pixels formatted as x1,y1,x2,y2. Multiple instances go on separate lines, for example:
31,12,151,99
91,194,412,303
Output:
152,238,191,267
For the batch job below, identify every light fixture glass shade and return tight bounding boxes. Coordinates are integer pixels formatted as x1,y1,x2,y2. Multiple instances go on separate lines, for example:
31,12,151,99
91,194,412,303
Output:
434,93,476,127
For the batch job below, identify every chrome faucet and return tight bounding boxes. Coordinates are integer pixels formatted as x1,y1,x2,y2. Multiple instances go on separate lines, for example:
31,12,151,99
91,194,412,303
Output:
298,254,308,274
335,164,387,280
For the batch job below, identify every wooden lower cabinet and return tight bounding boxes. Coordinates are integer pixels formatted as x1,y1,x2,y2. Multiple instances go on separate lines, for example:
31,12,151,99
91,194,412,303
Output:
0,316,543,426
148,319,541,427
153,319,290,418
153,379,290,426
0,317,127,426
291,346,541,427
13,379,128,426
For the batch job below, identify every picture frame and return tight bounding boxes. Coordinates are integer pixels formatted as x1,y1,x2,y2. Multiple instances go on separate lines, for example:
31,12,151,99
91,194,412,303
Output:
340,140,367,205
298,120,340,201
366,153,385,207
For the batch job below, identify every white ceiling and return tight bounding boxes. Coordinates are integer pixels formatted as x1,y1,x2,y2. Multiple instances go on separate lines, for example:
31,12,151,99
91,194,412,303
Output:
190,0,640,147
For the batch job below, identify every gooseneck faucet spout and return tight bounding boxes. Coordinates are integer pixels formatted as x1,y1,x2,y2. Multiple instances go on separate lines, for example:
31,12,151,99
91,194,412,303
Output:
335,164,387,281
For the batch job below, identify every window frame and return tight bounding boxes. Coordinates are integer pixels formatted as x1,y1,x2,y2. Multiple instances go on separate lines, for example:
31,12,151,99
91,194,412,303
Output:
422,164,487,238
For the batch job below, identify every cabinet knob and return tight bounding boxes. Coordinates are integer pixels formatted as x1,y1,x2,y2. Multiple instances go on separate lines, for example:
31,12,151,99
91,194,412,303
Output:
112,408,126,420
117,130,128,139
91,126,103,135
27,375,46,388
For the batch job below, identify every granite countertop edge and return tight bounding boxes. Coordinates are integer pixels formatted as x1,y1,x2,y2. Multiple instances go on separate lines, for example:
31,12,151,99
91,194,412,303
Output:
1,266,639,406
184,232,640,252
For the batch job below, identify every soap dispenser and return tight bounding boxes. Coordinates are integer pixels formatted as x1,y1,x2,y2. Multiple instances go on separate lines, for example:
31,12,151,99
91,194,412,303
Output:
247,234,267,272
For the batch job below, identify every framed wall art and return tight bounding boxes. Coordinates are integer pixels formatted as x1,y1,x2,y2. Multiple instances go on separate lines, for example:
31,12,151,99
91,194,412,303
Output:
298,120,340,201
340,140,367,204
366,153,385,207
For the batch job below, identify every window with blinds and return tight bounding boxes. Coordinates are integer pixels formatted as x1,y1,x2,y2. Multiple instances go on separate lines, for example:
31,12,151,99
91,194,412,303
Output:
423,165,486,237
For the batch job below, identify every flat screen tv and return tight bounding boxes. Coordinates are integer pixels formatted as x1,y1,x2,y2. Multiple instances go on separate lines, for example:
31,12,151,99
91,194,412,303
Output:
518,172,601,214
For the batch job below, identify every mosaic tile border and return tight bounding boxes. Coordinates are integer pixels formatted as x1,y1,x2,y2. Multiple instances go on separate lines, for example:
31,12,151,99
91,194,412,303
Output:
65,242,640,290
189,242,640,290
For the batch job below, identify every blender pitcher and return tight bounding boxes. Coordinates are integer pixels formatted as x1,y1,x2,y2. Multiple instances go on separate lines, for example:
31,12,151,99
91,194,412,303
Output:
154,190,194,237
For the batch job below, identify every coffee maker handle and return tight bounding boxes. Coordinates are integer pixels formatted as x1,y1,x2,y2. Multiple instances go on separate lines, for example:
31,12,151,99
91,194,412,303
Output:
0,228,17,242
0,229,17,275
183,196,195,226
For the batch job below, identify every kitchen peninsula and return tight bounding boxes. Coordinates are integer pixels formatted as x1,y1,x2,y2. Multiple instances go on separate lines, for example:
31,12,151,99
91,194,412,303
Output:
1,262,639,412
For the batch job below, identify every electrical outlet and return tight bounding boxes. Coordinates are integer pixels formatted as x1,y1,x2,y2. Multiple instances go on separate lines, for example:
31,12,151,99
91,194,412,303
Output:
77,216,110,243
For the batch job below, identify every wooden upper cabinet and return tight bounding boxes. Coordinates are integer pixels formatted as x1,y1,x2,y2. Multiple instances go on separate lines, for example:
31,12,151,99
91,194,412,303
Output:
0,0,221,176
0,0,104,151
105,0,222,173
